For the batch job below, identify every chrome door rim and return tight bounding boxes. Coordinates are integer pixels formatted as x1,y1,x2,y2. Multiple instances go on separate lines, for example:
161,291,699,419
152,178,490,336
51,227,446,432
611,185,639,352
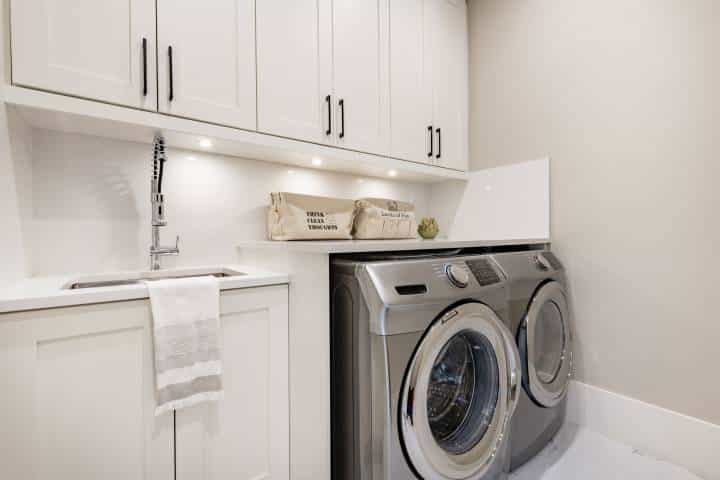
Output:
399,303,519,480
522,281,573,408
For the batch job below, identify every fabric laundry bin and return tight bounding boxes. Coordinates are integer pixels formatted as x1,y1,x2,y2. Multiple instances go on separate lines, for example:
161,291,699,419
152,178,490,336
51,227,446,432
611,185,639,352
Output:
267,192,356,240
353,198,417,239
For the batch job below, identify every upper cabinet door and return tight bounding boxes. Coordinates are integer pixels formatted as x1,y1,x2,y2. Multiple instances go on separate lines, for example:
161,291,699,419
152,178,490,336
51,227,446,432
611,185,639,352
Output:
257,0,333,144
157,0,257,130
332,0,390,156
430,0,469,171
10,0,157,110
389,0,433,164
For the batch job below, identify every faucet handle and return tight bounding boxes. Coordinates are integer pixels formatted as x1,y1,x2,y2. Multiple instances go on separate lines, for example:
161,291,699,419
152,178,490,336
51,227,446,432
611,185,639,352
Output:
175,235,180,250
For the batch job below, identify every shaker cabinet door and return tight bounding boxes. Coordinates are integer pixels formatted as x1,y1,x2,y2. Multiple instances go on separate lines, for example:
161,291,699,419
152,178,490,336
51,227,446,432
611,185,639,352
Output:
430,0,469,171
0,301,174,480
10,0,157,110
332,0,390,156
256,0,333,145
157,0,257,129
175,286,290,480
389,0,433,164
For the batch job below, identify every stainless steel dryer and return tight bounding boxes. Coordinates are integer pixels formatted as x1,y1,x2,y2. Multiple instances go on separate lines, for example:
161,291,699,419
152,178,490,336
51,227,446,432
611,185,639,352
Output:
331,252,522,480
492,251,573,470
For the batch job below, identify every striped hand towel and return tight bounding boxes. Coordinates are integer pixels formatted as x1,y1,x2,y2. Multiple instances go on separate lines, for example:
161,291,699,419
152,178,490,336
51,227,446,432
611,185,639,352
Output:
147,275,224,416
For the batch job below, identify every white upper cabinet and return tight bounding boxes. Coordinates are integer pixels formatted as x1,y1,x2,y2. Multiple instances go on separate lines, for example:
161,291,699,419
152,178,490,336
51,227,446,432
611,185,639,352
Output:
389,0,434,164
157,0,257,129
256,0,333,145
175,286,289,480
430,0,469,171
389,0,468,170
257,0,389,156
10,0,157,110
332,0,390,155
9,0,468,173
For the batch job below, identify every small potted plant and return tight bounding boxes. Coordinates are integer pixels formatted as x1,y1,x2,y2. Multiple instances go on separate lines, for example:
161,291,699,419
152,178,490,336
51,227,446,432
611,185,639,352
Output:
417,217,440,240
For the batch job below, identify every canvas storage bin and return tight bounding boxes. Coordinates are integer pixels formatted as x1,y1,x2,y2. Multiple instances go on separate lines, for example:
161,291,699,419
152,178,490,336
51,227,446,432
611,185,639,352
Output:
268,192,356,240
353,198,417,239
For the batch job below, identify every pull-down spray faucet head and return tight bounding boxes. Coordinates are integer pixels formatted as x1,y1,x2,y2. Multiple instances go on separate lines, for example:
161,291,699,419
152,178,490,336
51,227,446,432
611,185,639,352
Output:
152,135,167,227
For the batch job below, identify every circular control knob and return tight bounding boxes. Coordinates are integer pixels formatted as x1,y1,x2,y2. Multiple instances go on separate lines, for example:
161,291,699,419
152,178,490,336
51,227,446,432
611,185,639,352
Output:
446,264,470,288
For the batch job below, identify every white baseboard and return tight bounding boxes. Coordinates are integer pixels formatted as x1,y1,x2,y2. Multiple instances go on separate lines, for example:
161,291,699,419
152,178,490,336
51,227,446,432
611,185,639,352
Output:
567,381,720,480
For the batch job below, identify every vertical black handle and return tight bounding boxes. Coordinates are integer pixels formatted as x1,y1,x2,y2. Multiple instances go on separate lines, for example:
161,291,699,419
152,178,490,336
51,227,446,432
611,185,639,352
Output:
339,99,345,139
427,126,433,157
142,38,148,97
325,95,332,135
436,128,441,159
168,46,174,102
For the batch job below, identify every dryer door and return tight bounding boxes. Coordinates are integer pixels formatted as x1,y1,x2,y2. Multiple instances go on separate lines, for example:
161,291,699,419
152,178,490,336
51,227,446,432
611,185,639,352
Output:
399,302,521,480
518,281,573,408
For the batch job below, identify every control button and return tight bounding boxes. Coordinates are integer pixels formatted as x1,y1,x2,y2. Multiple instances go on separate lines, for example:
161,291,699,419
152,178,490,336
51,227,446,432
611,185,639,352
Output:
446,264,470,288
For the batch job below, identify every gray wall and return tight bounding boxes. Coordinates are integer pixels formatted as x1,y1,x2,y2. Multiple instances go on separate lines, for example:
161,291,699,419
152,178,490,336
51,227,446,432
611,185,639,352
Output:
469,0,720,424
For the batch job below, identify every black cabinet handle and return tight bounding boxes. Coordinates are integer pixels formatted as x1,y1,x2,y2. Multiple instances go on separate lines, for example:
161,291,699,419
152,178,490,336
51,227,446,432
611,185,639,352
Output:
325,95,332,135
168,46,174,102
427,126,433,157
339,99,345,139
436,128,441,159
142,38,148,97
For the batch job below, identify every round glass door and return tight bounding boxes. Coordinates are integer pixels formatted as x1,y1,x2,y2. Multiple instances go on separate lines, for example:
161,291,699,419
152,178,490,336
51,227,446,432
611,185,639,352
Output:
427,331,500,455
533,301,565,384
519,282,572,407
399,303,520,480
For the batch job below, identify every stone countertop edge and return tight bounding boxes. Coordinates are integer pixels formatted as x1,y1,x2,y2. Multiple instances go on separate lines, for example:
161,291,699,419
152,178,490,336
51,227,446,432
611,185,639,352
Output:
0,265,289,314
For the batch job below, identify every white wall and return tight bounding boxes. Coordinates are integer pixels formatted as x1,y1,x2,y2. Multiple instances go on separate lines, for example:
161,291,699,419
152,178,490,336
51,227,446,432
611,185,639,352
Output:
0,1,30,285
469,0,720,425
24,129,431,276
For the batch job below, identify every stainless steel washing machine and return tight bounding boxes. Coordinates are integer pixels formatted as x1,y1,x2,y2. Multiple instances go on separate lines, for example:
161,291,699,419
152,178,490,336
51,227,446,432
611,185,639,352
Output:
492,251,573,471
331,252,522,480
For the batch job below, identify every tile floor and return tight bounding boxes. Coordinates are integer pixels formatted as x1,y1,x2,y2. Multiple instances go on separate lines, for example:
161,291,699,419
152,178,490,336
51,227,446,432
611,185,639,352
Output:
509,423,704,480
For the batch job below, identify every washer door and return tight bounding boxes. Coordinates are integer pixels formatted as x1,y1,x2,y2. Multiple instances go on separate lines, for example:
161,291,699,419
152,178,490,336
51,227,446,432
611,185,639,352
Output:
518,281,573,408
399,303,521,480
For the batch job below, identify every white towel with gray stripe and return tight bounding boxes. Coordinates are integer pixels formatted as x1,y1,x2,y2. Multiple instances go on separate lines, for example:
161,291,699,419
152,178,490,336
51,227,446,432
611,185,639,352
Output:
147,276,224,416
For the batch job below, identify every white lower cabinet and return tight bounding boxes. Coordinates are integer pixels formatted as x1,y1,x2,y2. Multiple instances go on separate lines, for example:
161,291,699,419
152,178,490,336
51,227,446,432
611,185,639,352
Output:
176,286,290,480
0,285,289,480
0,299,173,480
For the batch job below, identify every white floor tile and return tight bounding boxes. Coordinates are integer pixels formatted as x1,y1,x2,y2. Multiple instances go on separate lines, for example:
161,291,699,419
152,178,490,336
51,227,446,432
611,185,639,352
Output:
509,423,704,480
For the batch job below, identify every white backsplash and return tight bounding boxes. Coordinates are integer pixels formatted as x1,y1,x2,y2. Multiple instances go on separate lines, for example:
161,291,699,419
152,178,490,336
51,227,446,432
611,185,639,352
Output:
429,158,550,240
22,129,432,276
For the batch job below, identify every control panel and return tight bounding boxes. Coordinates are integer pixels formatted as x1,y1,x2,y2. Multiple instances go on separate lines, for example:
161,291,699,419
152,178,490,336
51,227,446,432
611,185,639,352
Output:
466,258,504,286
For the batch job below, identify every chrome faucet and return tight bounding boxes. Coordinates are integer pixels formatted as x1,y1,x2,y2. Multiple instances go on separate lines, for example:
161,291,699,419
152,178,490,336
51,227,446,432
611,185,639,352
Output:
150,135,180,270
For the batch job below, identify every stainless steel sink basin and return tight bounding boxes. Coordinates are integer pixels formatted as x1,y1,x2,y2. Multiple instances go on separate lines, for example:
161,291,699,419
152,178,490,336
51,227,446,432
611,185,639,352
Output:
64,267,246,290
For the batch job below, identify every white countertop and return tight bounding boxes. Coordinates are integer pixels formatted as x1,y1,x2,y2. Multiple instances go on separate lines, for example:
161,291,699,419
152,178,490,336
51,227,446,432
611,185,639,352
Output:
237,237,549,254
0,265,289,314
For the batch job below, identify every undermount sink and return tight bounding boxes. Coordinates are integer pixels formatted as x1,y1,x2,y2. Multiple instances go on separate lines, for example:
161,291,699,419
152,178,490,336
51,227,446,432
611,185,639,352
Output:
63,267,246,290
